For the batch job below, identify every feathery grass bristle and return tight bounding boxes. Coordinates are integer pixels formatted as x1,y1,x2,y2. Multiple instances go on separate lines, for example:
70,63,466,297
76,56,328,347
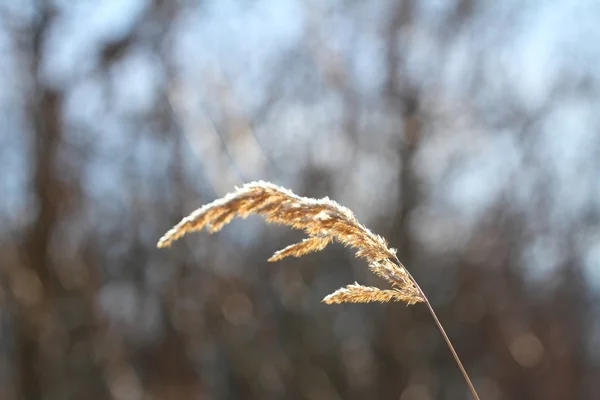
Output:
157,180,423,305
323,283,422,305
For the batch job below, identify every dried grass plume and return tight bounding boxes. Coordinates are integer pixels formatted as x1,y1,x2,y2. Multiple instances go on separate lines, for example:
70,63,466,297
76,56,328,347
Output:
157,180,423,305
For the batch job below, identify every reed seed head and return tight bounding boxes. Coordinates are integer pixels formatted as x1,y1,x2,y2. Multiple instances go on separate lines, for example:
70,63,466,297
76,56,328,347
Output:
157,181,423,305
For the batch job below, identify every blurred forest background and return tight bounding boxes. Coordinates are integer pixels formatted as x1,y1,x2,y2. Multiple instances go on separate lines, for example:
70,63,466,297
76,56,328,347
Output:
2,0,600,399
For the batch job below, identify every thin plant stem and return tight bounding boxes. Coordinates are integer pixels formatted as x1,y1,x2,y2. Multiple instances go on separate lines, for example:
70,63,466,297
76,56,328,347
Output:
394,255,480,400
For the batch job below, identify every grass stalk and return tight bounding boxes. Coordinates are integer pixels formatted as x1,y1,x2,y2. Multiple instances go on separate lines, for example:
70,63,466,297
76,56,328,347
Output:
394,255,480,400
158,181,480,399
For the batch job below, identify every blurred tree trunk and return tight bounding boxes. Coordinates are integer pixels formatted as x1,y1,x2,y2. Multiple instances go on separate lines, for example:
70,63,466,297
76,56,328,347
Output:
383,0,421,261
18,9,62,400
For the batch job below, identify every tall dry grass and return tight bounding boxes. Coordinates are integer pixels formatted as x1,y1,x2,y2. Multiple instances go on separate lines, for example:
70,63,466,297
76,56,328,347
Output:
158,181,480,399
